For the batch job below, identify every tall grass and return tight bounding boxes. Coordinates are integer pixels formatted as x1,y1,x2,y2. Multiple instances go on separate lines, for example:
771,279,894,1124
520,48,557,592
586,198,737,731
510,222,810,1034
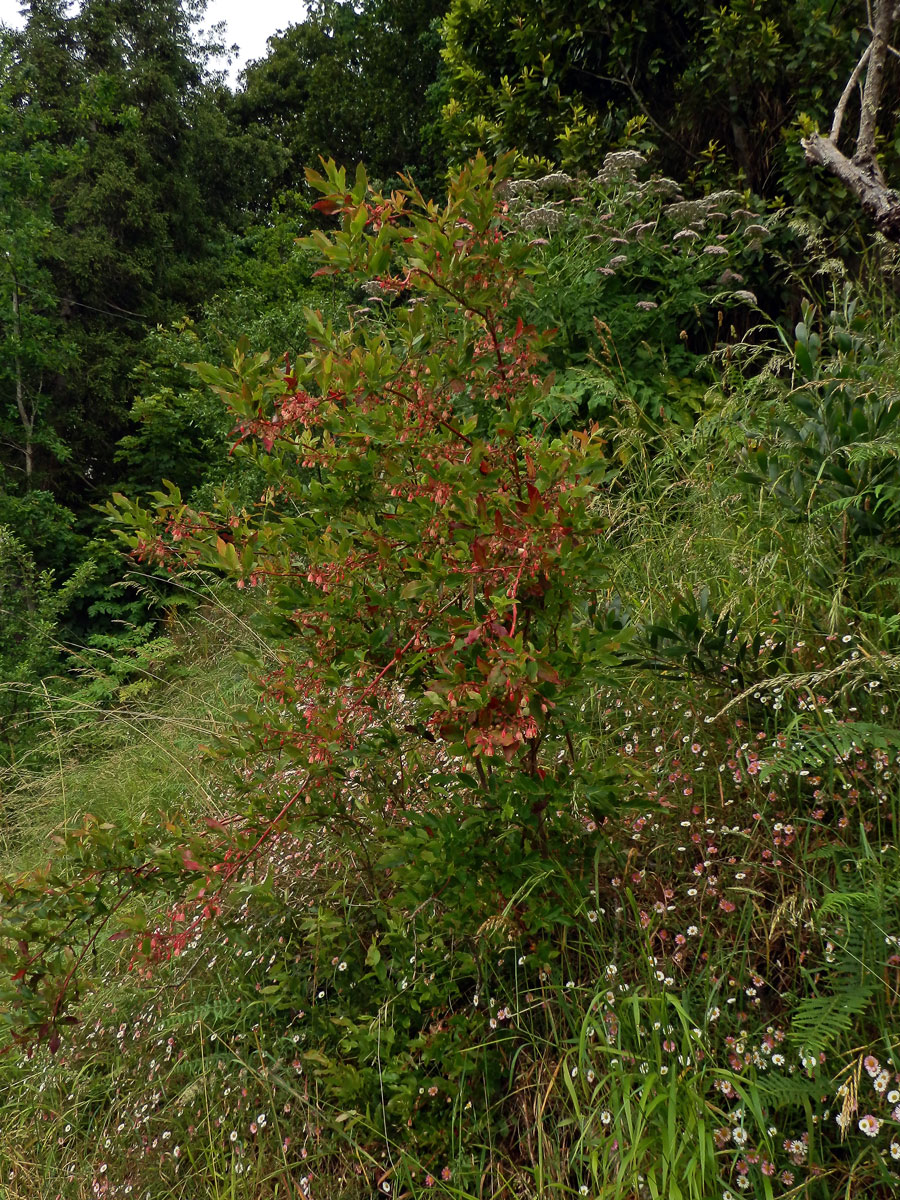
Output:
0,593,258,868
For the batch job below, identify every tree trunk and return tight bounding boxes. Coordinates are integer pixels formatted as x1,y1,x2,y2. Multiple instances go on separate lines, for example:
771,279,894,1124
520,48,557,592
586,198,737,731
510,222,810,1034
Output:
11,282,35,485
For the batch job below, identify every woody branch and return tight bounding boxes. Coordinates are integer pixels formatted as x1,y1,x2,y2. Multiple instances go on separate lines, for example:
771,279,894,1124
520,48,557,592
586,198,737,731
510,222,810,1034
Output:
802,0,900,241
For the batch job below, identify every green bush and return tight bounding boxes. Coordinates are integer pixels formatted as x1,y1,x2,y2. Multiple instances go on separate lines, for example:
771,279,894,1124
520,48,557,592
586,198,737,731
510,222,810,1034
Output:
495,153,774,449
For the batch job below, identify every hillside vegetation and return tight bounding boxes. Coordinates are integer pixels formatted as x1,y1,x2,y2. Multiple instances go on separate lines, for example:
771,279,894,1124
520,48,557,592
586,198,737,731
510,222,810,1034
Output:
2,3,900,1199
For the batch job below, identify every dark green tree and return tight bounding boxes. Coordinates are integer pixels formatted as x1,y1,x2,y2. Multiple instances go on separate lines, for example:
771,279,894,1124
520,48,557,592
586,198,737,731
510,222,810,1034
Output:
0,33,74,489
115,192,355,502
234,0,448,198
440,0,700,174
0,0,255,509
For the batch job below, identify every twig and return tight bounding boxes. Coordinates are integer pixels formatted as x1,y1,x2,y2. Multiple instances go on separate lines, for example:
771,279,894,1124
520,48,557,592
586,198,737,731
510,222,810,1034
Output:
830,40,872,145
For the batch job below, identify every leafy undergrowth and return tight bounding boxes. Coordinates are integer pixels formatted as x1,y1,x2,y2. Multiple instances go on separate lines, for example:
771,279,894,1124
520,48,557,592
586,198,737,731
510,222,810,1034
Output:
2,628,899,1200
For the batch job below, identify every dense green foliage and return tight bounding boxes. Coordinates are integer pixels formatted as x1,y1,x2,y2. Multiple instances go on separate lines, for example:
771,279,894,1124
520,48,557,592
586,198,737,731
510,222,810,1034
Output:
439,0,900,206
2,0,249,502
234,0,447,200
3,2,900,1199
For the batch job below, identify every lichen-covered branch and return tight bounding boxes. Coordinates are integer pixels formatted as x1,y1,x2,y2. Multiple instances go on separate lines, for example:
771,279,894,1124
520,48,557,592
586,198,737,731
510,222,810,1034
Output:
803,130,900,240
802,0,900,241
829,41,871,145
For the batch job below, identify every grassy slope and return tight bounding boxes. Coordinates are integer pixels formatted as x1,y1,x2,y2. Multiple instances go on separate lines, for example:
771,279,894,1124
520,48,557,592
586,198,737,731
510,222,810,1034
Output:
1,624,253,872
2,229,900,1200
1,452,898,1200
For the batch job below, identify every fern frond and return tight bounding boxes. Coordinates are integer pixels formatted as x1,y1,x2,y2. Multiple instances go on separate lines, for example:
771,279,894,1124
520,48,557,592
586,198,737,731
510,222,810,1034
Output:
788,985,876,1057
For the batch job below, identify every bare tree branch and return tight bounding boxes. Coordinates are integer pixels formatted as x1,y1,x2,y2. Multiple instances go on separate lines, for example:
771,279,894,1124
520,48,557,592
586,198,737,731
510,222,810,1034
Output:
802,0,900,241
830,40,871,144
803,131,900,239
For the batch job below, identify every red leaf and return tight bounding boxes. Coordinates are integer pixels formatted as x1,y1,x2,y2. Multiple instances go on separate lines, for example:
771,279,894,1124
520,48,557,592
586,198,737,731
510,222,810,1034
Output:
180,847,204,871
